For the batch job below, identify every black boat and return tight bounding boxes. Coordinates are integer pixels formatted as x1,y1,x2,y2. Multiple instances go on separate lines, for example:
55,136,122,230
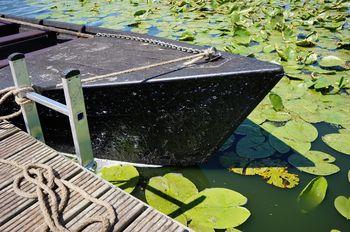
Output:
0,14,283,166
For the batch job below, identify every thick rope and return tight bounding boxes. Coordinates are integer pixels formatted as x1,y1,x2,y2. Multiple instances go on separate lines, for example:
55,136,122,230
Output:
56,47,219,87
0,86,34,121
0,17,94,38
0,158,116,232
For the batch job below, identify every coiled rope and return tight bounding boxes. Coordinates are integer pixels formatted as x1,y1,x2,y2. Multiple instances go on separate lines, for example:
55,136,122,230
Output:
0,158,116,232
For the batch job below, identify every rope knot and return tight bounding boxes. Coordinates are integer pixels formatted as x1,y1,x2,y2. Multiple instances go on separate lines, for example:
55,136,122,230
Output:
0,86,34,121
202,47,219,60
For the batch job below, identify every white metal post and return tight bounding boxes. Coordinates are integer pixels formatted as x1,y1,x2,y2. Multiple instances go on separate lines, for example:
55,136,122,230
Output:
8,53,44,142
61,69,95,170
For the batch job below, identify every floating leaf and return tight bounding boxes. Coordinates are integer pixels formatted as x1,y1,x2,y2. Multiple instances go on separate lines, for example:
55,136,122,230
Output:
322,133,350,155
261,108,291,122
334,196,350,220
270,120,317,154
134,9,147,16
297,177,328,212
256,159,299,189
188,221,214,232
319,55,349,70
98,165,139,194
179,31,195,41
288,151,340,176
145,173,198,215
269,92,284,111
296,39,316,47
184,188,251,229
236,135,275,159
268,134,290,153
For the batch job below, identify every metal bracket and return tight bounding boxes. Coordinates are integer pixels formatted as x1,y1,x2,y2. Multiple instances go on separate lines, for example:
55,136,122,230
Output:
8,53,96,170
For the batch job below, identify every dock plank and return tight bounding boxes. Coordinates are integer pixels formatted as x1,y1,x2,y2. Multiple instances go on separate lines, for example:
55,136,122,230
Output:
0,121,190,232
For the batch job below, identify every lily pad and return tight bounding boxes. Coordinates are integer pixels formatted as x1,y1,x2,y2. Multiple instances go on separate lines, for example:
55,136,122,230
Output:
288,151,340,176
322,133,350,155
261,108,292,122
184,188,251,229
270,120,317,154
98,164,139,194
269,92,284,111
145,173,198,215
236,135,275,159
297,177,328,212
319,55,349,70
188,221,214,232
255,159,299,189
334,196,350,220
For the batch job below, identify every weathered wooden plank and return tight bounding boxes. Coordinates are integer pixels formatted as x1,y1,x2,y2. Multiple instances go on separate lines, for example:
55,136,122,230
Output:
0,131,36,159
65,187,146,232
124,207,189,232
0,154,82,227
0,121,19,140
0,142,57,189
0,122,190,232
0,170,105,231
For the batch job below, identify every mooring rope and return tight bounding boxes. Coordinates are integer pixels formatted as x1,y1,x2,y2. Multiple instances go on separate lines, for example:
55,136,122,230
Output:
0,86,34,121
0,47,220,121
0,158,116,232
56,47,218,86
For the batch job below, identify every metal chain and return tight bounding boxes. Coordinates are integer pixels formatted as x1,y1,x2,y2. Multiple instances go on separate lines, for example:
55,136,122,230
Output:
95,32,204,54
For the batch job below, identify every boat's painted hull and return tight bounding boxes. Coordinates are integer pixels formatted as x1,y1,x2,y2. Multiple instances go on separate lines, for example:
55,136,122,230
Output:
32,72,281,165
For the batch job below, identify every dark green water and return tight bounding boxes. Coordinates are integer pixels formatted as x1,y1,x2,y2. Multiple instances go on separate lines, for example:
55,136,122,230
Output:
1,0,349,231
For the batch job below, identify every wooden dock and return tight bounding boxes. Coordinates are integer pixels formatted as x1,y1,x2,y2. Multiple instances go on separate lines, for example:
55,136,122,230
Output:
0,121,189,232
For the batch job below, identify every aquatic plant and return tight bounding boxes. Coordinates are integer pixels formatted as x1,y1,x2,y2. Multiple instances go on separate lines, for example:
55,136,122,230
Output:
334,196,350,220
145,173,250,230
297,176,328,213
98,164,139,193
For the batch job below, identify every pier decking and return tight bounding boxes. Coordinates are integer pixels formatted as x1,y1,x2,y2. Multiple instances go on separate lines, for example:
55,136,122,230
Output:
0,121,189,232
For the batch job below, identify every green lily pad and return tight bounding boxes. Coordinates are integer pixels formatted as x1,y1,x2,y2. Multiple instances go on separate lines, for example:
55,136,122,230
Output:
270,120,317,154
297,177,328,212
184,188,251,229
284,99,322,123
236,135,275,159
145,173,198,215
134,9,147,16
296,39,316,47
268,134,290,153
334,196,350,220
288,150,340,176
261,108,292,122
322,133,350,155
98,164,139,194
188,221,214,232
319,55,349,70
269,92,284,111
179,31,195,41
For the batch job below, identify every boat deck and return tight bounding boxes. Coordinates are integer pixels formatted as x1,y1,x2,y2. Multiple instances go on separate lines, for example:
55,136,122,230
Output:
0,121,189,232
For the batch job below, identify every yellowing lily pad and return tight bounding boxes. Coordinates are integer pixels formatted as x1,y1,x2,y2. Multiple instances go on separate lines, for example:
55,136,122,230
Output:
334,196,350,220
322,133,350,155
258,165,299,189
288,150,340,176
98,164,139,194
184,188,251,229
